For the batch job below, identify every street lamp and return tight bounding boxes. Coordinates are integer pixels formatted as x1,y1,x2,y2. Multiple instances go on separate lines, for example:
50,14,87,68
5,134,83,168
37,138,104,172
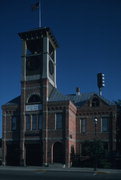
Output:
94,117,98,171
94,117,98,136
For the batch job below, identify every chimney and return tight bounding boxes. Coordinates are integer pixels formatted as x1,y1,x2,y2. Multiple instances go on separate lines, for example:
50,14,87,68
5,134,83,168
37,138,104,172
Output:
76,87,80,95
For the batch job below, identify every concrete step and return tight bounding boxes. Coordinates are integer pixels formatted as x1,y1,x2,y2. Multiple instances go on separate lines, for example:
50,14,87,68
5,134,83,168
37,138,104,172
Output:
48,163,65,168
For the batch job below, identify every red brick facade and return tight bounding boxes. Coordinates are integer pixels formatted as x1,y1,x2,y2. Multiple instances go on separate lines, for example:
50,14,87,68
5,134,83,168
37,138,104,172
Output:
2,28,117,167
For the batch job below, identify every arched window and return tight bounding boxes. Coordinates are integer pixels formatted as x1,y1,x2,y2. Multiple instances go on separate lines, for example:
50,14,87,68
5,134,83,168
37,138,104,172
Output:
92,98,100,107
28,95,41,103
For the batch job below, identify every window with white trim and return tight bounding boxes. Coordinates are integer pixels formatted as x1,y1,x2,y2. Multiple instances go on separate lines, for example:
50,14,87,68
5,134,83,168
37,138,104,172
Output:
11,116,17,130
101,117,109,132
26,115,31,130
80,119,86,133
55,113,63,129
32,114,38,130
38,114,43,129
26,114,43,130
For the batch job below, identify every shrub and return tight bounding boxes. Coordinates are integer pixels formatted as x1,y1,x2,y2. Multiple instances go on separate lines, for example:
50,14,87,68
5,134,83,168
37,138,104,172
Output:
99,159,111,168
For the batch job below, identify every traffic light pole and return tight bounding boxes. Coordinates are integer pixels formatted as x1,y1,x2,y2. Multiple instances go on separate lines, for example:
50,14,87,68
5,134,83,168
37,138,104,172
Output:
99,87,102,96
97,73,105,96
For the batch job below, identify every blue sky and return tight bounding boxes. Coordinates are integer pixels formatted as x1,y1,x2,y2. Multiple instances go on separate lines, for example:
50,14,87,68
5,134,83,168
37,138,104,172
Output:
0,0,121,137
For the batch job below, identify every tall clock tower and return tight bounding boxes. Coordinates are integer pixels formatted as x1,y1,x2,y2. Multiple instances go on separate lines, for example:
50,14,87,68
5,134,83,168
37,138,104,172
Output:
19,27,57,91
18,27,58,165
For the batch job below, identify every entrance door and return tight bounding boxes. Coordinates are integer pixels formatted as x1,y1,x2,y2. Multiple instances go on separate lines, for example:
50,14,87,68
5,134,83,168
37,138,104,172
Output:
53,142,64,163
26,144,43,166
6,144,20,166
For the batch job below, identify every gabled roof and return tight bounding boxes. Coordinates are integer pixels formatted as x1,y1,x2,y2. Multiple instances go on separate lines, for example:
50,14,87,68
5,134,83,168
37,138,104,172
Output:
49,88,114,106
66,93,94,106
3,96,20,106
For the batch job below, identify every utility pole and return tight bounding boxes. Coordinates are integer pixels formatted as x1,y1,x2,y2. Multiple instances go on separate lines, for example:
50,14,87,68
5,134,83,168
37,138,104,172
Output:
94,117,98,171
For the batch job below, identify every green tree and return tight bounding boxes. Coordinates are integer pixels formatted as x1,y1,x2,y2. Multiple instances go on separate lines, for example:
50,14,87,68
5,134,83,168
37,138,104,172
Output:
115,99,121,154
82,140,105,158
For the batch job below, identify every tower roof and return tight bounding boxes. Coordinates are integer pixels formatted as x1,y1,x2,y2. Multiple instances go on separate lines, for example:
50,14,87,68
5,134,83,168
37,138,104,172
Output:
18,27,58,48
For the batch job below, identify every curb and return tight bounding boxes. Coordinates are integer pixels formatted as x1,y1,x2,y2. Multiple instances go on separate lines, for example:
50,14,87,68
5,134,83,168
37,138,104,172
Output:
0,166,121,174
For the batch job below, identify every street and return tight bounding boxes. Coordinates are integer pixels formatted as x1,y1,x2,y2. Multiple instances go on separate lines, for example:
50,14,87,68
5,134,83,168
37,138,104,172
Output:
0,169,121,180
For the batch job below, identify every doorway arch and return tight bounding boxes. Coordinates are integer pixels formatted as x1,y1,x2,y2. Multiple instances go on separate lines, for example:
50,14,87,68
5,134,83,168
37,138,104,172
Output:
53,142,64,163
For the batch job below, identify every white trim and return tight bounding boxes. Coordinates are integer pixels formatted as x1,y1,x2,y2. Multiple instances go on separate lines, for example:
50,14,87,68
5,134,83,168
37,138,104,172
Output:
22,86,41,90
26,75,41,81
21,40,27,81
48,77,55,87
26,104,42,111
25,137,40,140
42,36,49,79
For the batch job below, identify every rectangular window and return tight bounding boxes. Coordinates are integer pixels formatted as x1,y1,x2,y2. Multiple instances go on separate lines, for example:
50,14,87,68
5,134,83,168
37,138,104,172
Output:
11,117,17,130
80,143,82,155
38,114,43,129
101,117,109,132
55,113,63,129
26,115,31,130
80,119,86,133
32,114,38,130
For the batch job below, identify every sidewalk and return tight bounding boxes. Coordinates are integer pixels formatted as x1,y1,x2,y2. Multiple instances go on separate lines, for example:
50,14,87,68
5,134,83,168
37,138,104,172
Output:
0,165,121,174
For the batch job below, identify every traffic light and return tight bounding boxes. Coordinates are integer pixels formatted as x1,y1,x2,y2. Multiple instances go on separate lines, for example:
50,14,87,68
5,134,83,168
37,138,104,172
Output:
97,73,105,88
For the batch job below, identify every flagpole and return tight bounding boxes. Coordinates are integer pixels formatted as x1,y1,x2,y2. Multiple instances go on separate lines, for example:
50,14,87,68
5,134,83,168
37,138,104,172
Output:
39,0,41,27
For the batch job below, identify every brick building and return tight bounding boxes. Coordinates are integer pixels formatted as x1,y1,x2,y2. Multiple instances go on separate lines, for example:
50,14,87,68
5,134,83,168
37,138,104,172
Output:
0,139,2,165
2,27,117,166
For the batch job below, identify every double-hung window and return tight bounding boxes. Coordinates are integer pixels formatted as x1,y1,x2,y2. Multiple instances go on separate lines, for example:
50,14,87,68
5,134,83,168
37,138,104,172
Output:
38,114,43,129
26,115,31,130
101,117,109,132
11,117,17,130
55,113,63,129
26,114,43,130
32,114,38,130
80,119,86,133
